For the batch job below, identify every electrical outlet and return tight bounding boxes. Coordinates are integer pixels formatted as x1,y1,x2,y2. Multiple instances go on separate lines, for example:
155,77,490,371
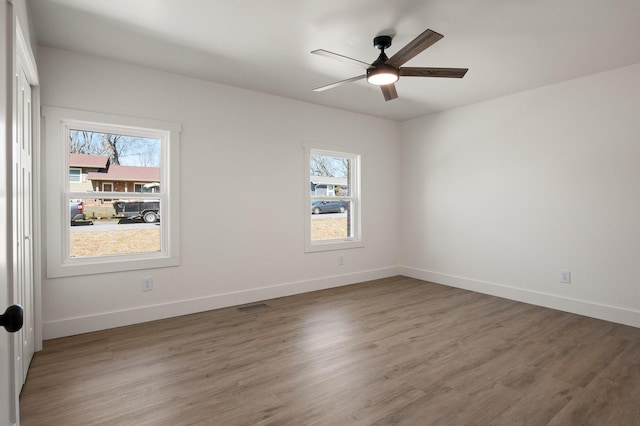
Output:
338,255,344,266
141,276,153,292
560,270,571,284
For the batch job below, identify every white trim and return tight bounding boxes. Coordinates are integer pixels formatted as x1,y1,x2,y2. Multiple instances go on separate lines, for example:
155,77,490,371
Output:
15,13,41,354
15,20,37,85
43,106,181,278
43,266,399,339
31,87,43,352
42,262,640,338
304,146,363,252
1,2,16,424
399,266,640,329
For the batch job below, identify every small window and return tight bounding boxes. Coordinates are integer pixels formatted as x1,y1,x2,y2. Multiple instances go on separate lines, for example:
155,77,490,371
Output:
305,147,362,252
69,168,81,183
43,107,181,277
100,181,114,201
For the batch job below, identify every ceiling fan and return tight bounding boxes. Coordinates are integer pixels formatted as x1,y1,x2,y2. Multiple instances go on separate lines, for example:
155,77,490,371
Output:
312,29,468,101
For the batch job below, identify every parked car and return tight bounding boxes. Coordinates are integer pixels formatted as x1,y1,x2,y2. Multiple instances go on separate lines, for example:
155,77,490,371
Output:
70,199,93,226
311,200,349,214
70,199,85,222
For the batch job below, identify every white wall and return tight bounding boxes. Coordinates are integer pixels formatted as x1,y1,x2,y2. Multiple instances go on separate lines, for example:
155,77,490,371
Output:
39,47,400,339
38,45,640,338
399,62,640,327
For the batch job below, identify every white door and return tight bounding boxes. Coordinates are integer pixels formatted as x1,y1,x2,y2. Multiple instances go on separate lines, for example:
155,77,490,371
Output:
13,60,34,390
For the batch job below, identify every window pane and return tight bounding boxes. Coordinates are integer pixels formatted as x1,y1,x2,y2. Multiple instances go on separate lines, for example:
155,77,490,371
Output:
70,197,161,258
310,155,350,196
68,129,162,258
311,200,351,240
68,130,161,193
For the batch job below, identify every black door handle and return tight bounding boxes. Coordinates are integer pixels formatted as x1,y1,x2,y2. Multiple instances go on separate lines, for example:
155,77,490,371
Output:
0,304,23,333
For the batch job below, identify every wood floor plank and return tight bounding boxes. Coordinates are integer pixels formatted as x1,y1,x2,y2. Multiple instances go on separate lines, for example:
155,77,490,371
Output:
546,340,640,425
19,277,640,425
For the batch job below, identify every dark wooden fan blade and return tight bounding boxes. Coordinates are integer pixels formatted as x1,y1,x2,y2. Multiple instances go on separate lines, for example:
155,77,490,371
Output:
399,67,468,78
313,75,366,92
311,49,371,69
386,29,443,68
380,84,398,101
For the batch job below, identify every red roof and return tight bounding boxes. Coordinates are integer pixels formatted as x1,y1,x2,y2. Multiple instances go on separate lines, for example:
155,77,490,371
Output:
69,153,109,168
87,165,160,182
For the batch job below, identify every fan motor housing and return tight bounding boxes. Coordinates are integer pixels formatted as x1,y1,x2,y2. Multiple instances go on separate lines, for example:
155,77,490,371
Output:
373,35,392,50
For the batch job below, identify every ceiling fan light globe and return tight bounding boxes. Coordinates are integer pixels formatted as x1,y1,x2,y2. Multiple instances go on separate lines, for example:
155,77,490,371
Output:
367,66,399,86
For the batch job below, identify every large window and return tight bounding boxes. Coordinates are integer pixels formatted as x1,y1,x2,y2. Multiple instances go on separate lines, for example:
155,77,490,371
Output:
305,147,362,252
44,107,181,277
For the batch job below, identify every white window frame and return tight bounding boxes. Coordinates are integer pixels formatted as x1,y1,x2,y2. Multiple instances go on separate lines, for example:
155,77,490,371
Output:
43,106,181,277
304,145,362,252
69,167,81,183
133,182,144,193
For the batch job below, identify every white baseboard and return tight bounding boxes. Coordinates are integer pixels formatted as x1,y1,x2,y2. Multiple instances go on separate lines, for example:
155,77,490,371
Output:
43,266,399,339
44,265,640,339
399,266,640,329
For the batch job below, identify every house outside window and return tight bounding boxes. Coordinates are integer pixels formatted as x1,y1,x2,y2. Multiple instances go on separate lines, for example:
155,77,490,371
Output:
69,153,109,193
43,107,181,277
305,146,362,252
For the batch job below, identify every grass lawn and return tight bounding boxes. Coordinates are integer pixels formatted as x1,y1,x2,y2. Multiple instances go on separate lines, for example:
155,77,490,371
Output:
71,217,348,258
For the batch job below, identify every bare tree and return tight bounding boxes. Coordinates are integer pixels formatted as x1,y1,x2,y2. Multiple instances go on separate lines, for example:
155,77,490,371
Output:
69,130,160,167
127,140,160,166
311,155,332,177
101,133,128,165
69,131,103,155
311,155,349,178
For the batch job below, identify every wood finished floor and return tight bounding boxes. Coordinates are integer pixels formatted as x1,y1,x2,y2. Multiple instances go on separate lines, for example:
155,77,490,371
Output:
20,276,640,425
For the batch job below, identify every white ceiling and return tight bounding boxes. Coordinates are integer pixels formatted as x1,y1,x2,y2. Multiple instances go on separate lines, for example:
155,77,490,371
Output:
28,0,640,122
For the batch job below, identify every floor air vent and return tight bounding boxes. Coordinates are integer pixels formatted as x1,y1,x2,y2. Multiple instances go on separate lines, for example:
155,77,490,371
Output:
237,303,269,312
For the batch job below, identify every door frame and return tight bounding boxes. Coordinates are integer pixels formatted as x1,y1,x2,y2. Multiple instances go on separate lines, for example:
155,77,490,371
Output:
13,16,40,395
15,14,42,355
1,0,15,422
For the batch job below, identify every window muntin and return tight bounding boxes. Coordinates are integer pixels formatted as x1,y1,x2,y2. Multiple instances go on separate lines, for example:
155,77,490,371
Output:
305,147,361,252
44,107,180,277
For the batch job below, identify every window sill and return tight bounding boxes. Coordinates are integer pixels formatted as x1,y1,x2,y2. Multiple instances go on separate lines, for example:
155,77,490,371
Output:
304,239,364,253
48,253,180,278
